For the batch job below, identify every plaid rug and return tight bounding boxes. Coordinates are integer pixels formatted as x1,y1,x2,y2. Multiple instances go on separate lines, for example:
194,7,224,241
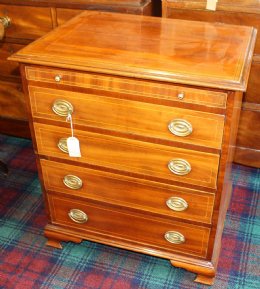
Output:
0,134,259,289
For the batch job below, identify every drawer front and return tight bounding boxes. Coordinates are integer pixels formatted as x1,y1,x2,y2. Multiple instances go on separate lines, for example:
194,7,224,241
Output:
162,6,260,54
25,67,227,108
34,123,219,189
56,9,82,26
245,59,260,104
0,79,26,119
41,159,215,224
48,194,210,258
0,43,24,78
236,109,260,151
56,2,152,21
0,5,53,40
29,86,225,149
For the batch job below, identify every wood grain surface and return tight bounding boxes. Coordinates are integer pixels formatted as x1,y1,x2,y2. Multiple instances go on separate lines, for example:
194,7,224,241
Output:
28,85,225,149
10,11,257,91
13,11,256,285
41,159,215,224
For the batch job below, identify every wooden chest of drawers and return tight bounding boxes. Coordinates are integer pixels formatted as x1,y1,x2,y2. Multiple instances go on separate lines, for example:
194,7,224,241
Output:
10,11,256,285
162,0,260,168
0,0,152,138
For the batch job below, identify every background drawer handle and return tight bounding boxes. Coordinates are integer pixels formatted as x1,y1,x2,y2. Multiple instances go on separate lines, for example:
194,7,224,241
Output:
168,159,191,176
57,138,68,153
168,119,193,137
165,231,185,244
52,99,73,117
166,197,188,211
0,16,11,40
68,209,88,223
0,16,11,28
63,175,83,190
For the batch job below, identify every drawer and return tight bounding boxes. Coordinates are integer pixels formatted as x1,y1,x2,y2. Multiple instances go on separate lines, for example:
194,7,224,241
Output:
28,86,225,149
56,1,152,22
48,194,211,258
41,159,215,224
25,67,227,108
0,79,26,119
34,123,219,189
245,59,260,104
0,43,24,78
56,9,82,26
162,2,260,54
236,109,260,151
0,5,53,40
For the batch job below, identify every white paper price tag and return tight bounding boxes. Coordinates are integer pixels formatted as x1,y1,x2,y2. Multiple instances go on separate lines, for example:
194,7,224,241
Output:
66,112,81,157
67,136,81,157
206,0,217,11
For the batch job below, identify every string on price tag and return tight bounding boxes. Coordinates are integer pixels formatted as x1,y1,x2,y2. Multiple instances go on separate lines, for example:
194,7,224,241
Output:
66,112,81,157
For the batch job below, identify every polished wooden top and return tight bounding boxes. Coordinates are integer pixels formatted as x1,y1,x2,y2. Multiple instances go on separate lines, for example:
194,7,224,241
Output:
10,11,256,90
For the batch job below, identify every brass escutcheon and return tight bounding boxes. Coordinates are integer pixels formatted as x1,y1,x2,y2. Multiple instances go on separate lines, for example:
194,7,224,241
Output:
54,75,62,82
177,92,185,100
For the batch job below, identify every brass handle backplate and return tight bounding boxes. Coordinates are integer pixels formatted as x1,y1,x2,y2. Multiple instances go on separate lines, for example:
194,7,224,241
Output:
164,231,185,244
57,138,68,154
168,159,191,176
166,197,188,212
63,175,83,190
52,99,73,117
168,119,193,137
68,209,88,223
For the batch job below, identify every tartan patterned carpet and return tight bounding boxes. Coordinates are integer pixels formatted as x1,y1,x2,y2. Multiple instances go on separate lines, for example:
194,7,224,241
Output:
0,134,259,289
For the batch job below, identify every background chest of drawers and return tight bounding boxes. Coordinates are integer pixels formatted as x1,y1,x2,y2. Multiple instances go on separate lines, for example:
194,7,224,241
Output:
10,11,256,285
0,0,152,138
162,0,260,168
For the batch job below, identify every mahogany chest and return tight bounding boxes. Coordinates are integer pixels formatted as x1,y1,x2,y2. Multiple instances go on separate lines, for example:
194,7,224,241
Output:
10,11,256,285
162,0,260,167
0,0,152,138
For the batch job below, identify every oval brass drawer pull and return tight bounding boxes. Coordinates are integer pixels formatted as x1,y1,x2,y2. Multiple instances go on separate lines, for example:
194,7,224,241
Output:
52,99,73,117
0,16,11,40
165,231,185,244
166,197,188,212
0,16,11,28
168,119,193,137
57,138,68,154
168,159,191,176
63,175,83,190
68,209,88,223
